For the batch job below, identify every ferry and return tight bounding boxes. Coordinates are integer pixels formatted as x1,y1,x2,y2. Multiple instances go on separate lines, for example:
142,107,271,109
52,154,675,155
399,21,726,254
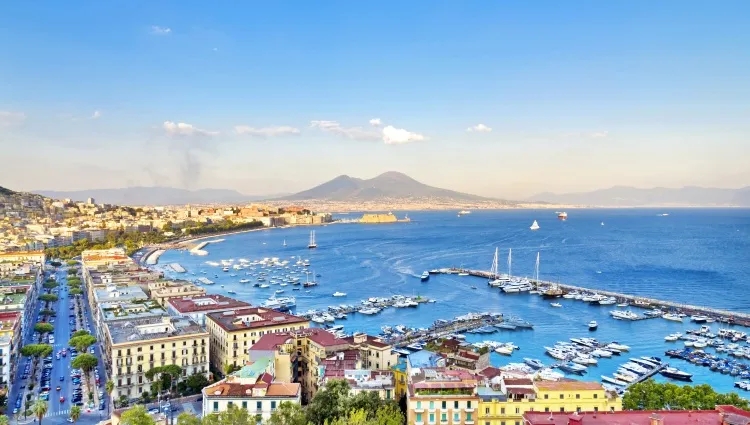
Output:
420,271,430,282
261,296,296,311
557,211,568,220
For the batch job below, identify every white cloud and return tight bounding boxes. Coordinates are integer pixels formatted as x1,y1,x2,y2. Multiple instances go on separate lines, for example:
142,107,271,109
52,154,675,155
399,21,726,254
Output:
0,111,26,127
369,118,382,127
234,125,300,138
382,125,425,144
151,25,172,35
163,121,218,137
590,131,609,138
467,123,492,133
309,120,380,141
91,110,102,119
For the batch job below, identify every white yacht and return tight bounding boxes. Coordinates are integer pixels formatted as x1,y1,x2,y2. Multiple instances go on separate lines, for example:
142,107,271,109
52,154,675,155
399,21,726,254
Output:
662,313,683,322
550,302,562,308
333,292,347,297
598,297,617,305
610,310,640,320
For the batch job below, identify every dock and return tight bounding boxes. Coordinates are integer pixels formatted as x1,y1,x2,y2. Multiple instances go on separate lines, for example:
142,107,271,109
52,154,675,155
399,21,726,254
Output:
169,263,186,273
438,268,750,327
197,277,215,285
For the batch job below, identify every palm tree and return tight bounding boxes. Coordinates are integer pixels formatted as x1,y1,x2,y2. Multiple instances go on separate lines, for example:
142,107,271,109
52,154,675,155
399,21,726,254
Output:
105,380,115,415
70,406,81,424
32,400,48,425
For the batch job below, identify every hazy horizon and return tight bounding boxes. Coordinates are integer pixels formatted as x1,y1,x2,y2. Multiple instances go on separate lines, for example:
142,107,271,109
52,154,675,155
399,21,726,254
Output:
2,1,748,199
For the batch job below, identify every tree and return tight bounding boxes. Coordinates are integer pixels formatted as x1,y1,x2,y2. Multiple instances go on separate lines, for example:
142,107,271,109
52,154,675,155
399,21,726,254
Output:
72,330,90,338
39,309,56,317
67,268,79,276
305,379,351,425
106,380,115,415
373,403,405,425
21,344,53,374
39,294,58,303
68,334,97,352
118,395,129,408
71,353,99,387
176,412,201,425
66,260,78,266
70,406,81,424
120,405,155,425
623,380,749,411
346,391,383,418
32,400,48,425
43,281,58,289
34,323,54,334
69,288,83,295
266,402,308,425
185,373,209,395
0,414,9,425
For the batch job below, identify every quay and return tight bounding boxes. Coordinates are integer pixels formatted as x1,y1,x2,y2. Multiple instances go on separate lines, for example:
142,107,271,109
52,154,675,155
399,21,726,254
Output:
385,314,506,348
439,268,750,327
169,263,186,273
144,249,165,265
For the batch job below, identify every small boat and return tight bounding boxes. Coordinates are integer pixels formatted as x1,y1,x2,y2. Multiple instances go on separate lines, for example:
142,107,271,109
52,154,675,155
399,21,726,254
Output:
308,231,317,249
227,290,236,294
283,239,287,247
601,375,627,386
333,292,346,297
420,271,429,282
495,345,513,355
495,323,517,330
458,272,469,276
661,367,693,381
601,222,604,226
530,220,540,231
471,286,477,290
550,302,562,308
275,289,284,294
662,313,683,322
588,321,598,330
616,303,629,307
557,211,567,220
220,285,225,288
558,362,587,375
524,358,545,369
664,333,680,342
691,315,710,323
429,269,440,274
239,279,250,283
259,284,269,288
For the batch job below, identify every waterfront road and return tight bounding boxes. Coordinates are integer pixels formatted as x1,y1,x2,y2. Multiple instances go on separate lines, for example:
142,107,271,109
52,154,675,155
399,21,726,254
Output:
10,264,110,425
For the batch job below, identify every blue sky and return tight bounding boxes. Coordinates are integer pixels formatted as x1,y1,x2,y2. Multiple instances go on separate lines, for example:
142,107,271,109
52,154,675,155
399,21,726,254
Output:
1,1,748,198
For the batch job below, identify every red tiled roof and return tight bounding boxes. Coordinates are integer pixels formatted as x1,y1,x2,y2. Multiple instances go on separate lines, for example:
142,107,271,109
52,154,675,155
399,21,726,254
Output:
504,378,534,386
344,334,390,349
266,382,301,397
523,409,746,425
0,311,22,322
204,381,300,398
507,387,536,395
207,307,308,332
250,333,295,351
250,328,348,350
168,294,251,313
478,367,503,379
414,382,475,390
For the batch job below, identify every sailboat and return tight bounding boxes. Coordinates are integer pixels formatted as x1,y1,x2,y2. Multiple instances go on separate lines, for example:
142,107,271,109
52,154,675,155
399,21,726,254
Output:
534,252,540,285
283,239,287,247
530,220,540,231
308,231,317,249
488,248,499,283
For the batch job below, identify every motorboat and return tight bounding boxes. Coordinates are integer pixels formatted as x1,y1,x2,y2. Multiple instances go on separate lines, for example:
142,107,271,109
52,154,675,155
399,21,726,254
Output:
420,271,430,282
610,310,640,320
261,296,296,311
333,292,347,297
661,367,693,381
495,345,513,355
558,362,587,375
524,358,545,369
664,333,681,342
591,348,612,358
691,315,710,323
601,375,628,386
588,321,598,331
599,297,617,305
662,313,683,322
550,302,562,308
606,342,631,352
259,284,269,288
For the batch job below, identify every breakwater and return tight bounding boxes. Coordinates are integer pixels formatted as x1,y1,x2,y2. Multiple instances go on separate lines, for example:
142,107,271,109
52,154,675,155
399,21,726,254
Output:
440,268,750,327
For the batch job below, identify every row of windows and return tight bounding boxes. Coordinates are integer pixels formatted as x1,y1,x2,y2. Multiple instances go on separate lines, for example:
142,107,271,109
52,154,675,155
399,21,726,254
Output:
415,412,473,423
416,400,473,409
213,400,278,412
541,393,598,399
116,357,207,375
116,339,207,356
481,406,611,416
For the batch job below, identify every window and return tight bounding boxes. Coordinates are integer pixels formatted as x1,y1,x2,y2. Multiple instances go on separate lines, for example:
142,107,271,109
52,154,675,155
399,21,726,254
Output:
577,407,581,413
271,401,276,410
467,401,472,408
560,394,564,399
429,413,435,423
430,401,434,410
466,413,472,421
560,408,565,412
576,394,580,399
515,408,519,414
453,413,459,422
545,407,549,412
501,408,505,414
417,401,422,409
442,401,446,409
257,401,262,410
227,402,233,409
594,393,598,399
416,413,422,422
594,407,599,412
213,402,218,412
485,408,489,414
441,413,446,422
544,394,549,399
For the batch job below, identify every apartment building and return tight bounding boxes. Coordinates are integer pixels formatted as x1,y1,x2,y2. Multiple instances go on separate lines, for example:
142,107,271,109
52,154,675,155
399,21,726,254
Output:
147,280,206,307
0,284,37,339
524,405,750,425
0,311,22,389
344,333,400,371
166,295,251,326
407,368,481,425
202,356,301,421
319,351,397,401
205,307,309,373
101,315,209,401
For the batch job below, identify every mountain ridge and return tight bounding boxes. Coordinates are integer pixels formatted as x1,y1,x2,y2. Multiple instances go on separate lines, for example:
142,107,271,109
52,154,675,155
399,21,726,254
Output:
529,185,750,206
279,171,493,202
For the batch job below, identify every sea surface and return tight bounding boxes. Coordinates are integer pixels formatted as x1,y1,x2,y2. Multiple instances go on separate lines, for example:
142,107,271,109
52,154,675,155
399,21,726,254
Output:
158,209,750,394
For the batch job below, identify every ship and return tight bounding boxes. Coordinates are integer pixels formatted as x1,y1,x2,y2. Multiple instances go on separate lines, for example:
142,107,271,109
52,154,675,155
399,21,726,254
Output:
308,231,317,249
261,296,296,311
457,210,471,217
557,211,568,220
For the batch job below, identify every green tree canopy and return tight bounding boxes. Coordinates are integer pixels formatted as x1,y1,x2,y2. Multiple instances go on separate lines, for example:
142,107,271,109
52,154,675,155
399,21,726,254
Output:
32,400,48,425
39,294,59,303
69,288,83,295
67,268,79,275
21,344,53,359
71,353,99,375
120,405,155,425
72,330,91,338
0,414,9,425
266,402,309,425
623,380,749,411
43,281,58,289
70,406,81,423
202,405,252,425
176,413,202,425
185,373,209,395
66,260,78,266
305,379,351,425
34,323,54,334
68,334,97,352
39,309,56,317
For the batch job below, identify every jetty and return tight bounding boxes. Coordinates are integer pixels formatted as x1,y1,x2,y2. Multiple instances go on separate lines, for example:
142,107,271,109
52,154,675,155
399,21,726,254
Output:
144,249,165,265
169,263,186,273
438,268,750,327
385,314,507,348
197,277,215,285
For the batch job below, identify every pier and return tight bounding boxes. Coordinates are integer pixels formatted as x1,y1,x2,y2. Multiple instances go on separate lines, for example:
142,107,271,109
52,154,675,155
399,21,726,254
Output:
385,314,506,348
438,268,750,327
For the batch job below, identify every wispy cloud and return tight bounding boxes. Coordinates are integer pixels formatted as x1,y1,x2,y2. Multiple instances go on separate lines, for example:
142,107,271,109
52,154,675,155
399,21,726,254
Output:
467,123,492,133
369,118,382,127
150,25,172,35
310,120,380,141
234,125,300,138
91,110,102,120
0,111,26,127
163,121,218,137
382,125,425,144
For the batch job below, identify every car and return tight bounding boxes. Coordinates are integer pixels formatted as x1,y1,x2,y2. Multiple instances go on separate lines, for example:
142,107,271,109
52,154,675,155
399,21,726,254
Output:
99,402,106,410
60,396,65,403
60,376,65,381
56,386,62,391
40,394,49,401
148,407,160,415
67,418,74,422
13,408,18,414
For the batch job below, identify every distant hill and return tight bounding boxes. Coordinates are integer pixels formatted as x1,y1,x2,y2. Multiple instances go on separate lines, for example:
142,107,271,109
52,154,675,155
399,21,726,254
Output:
280,171,491,201
529,186,750,207
33,187,276,206
0,186,16,196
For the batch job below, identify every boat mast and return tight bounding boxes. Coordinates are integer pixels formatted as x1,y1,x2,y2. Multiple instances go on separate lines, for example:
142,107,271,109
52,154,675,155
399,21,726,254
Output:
507,248,512,278
534,252,540,284
490,248,499,280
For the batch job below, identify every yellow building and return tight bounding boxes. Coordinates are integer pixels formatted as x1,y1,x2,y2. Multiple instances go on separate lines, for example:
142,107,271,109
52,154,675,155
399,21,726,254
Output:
344,333,401,371
205,307,309,374
146,280,206,306
477,377,621,425
102,315,209,401
406,368,480,425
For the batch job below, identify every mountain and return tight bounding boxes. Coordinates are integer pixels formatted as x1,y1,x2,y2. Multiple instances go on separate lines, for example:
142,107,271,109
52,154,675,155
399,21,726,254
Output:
33,187,274,206
529,186,750,207
280,171,490,201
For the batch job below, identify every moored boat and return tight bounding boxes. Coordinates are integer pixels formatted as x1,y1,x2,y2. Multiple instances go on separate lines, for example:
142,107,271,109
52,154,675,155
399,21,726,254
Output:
588,321,598,331
420,271,430,282
660,367,693,381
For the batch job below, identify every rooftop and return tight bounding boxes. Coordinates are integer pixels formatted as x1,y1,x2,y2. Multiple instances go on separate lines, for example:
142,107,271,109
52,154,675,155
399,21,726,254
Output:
523,407,750,425
106,315,207,345
207,307,308,332
0,311,21,331
95,285,149,303
168,294,250,313
535,380,604,391
251,328,348,351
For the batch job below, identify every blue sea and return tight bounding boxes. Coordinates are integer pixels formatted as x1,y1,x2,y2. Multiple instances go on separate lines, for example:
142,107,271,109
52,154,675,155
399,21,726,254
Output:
158,209,750,394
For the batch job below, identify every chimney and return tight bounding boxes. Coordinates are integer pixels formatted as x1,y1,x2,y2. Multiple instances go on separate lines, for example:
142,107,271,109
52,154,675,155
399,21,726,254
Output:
649,413,664,425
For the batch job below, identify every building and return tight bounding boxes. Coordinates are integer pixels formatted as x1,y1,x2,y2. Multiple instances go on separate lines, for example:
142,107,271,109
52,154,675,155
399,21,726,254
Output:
407,368,480,425
0,285,37,339
101,315,209,401
343,332,400,371
167,295,252,326
146,280,206,307
523,405,750,425
319,351,397,401
476,377,621,425
202,357,301,421
81,248,134,269
0,311,22,390
206,307,309,373
0,250,45,267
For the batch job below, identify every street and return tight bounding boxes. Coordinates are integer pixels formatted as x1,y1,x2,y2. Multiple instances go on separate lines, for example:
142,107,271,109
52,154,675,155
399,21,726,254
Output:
9,264,110,425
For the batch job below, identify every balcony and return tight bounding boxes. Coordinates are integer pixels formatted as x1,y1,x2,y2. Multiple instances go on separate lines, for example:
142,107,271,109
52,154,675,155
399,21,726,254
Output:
413,408,424,413
465,421,474,425
464,408,475,413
